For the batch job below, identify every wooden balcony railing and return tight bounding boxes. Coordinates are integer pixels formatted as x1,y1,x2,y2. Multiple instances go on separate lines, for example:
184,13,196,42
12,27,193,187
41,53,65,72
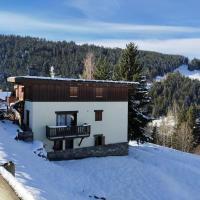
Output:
46,124,91,140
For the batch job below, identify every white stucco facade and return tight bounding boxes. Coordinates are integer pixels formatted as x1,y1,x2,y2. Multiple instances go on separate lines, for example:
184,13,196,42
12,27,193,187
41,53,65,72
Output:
24,101,128,151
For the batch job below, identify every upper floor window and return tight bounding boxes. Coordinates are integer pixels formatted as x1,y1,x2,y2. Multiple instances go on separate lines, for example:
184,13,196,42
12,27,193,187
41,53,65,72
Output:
70,87,78,97
96,87,103,98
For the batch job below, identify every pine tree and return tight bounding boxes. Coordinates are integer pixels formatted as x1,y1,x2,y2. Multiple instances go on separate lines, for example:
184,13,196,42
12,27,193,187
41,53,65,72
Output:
113,42,151,142
113,43,141,81
93,58,111,80
193,107,200,147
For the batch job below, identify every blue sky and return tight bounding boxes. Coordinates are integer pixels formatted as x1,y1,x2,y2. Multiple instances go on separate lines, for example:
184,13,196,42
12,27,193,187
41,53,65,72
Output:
1,0,200,58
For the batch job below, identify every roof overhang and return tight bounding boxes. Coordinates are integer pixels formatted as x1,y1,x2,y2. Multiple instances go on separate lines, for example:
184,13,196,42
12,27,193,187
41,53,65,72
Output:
7,76,139,87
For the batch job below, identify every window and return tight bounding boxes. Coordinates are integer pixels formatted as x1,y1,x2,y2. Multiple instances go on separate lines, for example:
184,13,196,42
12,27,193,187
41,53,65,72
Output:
94,134,105,146
70,87,78,97
94,110,103,121
96,88,103,98
56,111,77,126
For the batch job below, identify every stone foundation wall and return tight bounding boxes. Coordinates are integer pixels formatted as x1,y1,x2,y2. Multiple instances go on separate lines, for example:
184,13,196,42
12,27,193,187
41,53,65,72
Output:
47,142,128,161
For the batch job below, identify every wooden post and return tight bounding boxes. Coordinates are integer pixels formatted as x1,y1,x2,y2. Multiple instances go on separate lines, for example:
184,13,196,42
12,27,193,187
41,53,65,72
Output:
62,140,66,151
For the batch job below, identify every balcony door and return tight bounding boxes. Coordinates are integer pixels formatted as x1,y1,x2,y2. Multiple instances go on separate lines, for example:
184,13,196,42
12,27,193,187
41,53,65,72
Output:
55,111,78,150
56,112,77,126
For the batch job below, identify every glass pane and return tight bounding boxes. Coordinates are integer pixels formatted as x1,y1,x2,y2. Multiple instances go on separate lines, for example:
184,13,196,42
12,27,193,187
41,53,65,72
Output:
66,114,74,126
57,114,66,126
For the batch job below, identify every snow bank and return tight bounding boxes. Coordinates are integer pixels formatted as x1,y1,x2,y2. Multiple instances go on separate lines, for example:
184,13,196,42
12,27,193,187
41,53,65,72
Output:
0,91,11,100
0,166,35,200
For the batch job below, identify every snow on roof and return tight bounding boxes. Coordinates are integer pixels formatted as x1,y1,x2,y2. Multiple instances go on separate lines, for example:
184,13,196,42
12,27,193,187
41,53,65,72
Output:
8,76,138,85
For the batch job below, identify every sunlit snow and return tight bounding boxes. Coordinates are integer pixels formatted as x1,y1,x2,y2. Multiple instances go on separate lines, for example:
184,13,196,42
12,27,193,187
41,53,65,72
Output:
1,120,200,200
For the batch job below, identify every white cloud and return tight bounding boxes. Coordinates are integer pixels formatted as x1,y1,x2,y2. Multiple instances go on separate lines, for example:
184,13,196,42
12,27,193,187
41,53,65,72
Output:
1,11,200,58
1,11,200,35
66,0,121,18
78,38,200,58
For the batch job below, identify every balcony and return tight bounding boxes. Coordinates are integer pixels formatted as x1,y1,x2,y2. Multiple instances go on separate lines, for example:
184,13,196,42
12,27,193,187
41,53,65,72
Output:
46,124,91,140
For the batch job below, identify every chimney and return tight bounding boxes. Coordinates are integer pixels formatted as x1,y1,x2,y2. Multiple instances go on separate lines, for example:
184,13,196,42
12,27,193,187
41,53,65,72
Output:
50,66,55,78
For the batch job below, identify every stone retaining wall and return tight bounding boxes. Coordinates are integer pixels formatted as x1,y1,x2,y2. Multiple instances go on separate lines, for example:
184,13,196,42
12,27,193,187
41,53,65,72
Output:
47,142,128,161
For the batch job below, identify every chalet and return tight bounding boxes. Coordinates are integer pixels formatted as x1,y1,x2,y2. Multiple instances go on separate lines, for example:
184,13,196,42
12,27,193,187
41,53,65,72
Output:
7,76,136,160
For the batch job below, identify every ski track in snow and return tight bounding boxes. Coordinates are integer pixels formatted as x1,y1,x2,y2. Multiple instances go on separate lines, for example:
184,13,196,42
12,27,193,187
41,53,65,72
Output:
155,64,200,82
1,121,200,199
175,65,200,81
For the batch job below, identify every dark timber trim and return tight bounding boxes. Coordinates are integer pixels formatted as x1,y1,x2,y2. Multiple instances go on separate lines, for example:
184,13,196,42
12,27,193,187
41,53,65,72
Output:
55,111,79,114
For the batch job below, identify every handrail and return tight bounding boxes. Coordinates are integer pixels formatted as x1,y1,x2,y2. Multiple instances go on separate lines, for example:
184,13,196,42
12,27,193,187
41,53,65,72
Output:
46,124,91,139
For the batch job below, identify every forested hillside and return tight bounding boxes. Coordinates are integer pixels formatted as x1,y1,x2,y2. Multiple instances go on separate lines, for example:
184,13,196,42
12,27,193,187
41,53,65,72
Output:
0,35,187,89
150,73,200,153
150,72,200,117
188,58,200,70
138,51,188,79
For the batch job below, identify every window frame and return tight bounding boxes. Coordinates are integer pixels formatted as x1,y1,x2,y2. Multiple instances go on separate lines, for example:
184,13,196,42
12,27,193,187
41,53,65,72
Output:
95,87,103,98
94,110,103,121
69,86,78,98
55,111,78,126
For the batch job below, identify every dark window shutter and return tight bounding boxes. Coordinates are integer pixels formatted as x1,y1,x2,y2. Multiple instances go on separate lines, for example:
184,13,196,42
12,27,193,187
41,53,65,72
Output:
94,110,103,121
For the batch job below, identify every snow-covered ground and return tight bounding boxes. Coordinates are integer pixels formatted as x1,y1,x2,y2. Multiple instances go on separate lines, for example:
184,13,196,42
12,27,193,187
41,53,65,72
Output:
155,64,200,82
175,64,200,81
149,115,176,136
155,75,166,82
1,120,200,200
0,91,11,100
151,115,176,128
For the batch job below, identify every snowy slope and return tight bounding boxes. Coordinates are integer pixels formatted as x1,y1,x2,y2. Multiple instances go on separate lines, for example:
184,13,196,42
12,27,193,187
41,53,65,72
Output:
1,120,200,200
175,65,200,81
155,64,200,82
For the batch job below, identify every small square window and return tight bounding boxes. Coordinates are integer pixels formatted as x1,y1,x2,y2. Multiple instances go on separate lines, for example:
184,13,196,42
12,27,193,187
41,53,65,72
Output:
70,87,78,97
96,88,103,98
94,110,103,121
